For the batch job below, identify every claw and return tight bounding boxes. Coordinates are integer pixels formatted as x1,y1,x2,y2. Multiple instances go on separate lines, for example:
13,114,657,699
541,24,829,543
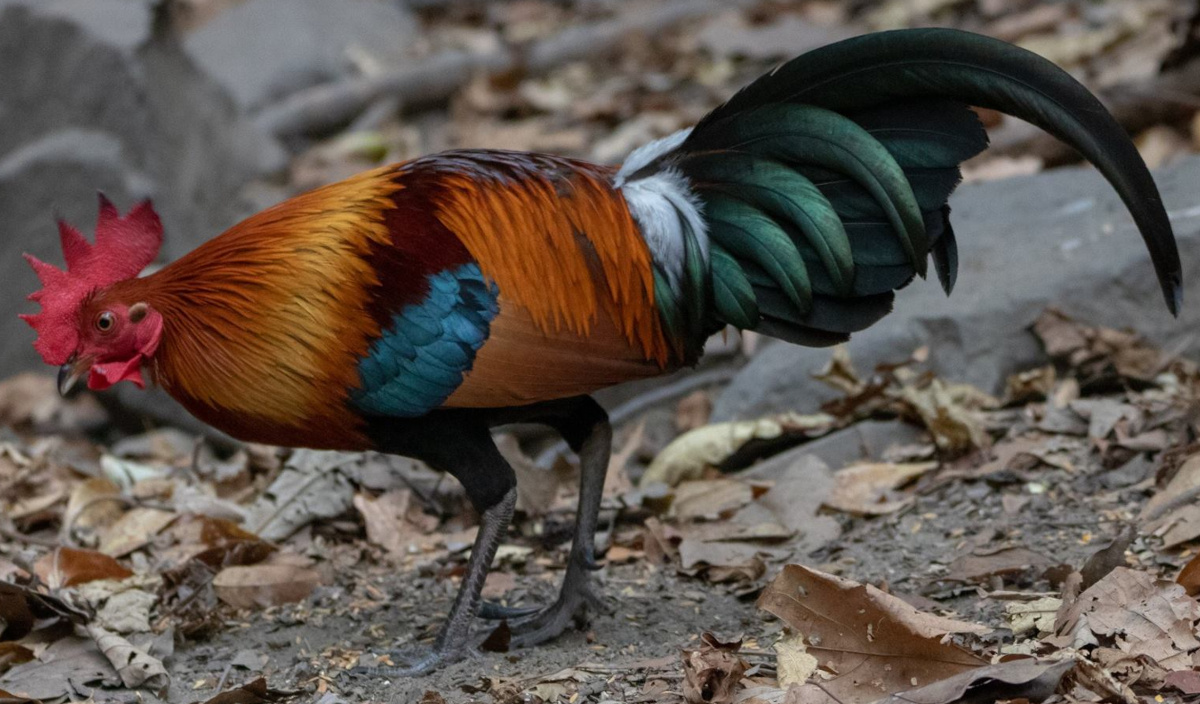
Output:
350,645,477,678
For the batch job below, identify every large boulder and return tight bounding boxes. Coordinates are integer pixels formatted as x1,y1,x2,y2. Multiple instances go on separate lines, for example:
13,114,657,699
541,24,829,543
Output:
0,0,283,378
713,156,1200,421
184,0,418,113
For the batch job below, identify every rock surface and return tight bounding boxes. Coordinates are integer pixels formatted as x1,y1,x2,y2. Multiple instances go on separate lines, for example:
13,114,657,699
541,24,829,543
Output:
184,0,418,112
714,155,1200,421
0,0,282,378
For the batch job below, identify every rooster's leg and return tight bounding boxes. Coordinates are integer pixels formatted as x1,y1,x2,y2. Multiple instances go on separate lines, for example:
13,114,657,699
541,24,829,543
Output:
356,419,517,676
506,397,613,647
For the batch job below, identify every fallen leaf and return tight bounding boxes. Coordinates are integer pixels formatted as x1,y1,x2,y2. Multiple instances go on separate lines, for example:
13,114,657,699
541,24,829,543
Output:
870,658,1073,704
773,633,817,688
1005,597,1062,637
1165,669,1200,695
33,547,133,589
0,635,114,701
0,688,37,703
62,477,124,542
199,677,299,703
671,479,755,522
1051,567,1200,669
496,434,570,516
0,644,33,676
99,507,176,557
1002,365,1057,405
898,380,992,455
1177,551,1200,596
244,450,356,541
758,565,985,703
823,462,936,515
85,623,168,691
641,414,836,487
945,546,1054,584
754,455,841,555
681,632,746,704
353,489,439,556
1079,526,1134,589
212,564,320,610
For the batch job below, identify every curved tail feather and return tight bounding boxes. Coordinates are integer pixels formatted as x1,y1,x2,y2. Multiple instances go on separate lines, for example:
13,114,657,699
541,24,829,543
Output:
619,28,1182,354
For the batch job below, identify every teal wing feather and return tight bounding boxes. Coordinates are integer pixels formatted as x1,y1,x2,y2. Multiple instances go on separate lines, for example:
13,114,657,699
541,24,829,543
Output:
351,264,499,418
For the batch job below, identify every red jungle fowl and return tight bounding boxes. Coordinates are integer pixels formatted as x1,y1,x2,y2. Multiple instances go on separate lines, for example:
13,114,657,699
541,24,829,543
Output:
20,30,1183,675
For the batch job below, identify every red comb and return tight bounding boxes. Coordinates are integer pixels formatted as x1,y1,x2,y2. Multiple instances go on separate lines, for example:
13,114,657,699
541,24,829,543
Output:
20,194,163,365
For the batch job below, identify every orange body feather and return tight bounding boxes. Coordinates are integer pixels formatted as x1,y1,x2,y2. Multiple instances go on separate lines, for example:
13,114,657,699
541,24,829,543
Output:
97,153,674,449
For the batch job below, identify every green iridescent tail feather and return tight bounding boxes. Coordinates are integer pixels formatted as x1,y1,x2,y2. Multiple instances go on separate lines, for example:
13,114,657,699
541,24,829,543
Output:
665,28,1182,348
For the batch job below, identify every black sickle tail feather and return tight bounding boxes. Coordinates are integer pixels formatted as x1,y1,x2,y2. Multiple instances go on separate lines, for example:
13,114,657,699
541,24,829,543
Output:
660,28,1182,348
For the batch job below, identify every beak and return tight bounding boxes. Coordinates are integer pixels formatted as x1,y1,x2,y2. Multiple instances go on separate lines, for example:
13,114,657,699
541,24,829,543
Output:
57,354,87,397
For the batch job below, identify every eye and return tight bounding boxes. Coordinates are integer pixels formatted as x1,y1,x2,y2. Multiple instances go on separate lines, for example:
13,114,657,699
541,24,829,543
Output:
95,311,116,333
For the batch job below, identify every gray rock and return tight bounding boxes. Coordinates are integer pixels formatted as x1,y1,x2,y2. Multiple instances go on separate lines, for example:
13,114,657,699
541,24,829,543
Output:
714,156,1200,421
786,420,927,471
1,0,283,378
184,0,418,112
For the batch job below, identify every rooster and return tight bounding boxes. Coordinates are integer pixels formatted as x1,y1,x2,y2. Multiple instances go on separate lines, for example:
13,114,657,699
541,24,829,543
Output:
21,30,1182,675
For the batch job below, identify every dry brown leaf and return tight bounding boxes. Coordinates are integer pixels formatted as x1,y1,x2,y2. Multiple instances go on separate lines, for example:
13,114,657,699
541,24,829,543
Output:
0,643,33,676
496,433,568,516
641,414,837,488
869,657,1073,704
212,563,320,610
774,633,817,688
1079,526,1134,589
163,514,275,568
898,379,992,455
84,623,167,691
1051,567,1200,669
758,565,985,703
681,632,746,704
1177,551,1200,596
99,507,176,557
824,461,936,515
945,546,1054,584
33,547,133,589
199,677,299,703
63,477,124,542
671,479,755,522
1005,597,1062,638
1033,308,1189,385
677,536,768,586
1141,455,1200,547
1003,365,1057,405
353,489,439,556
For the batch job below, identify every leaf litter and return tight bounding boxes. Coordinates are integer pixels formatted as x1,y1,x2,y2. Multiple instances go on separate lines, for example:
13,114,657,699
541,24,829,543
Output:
6,0,1200,699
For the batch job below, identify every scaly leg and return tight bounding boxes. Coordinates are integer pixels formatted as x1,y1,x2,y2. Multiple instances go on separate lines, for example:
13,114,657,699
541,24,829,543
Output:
355,417,518,677
508,398,613,647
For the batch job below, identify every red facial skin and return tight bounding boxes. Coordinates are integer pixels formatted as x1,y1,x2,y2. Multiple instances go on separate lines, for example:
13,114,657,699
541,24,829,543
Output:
73,300,164,390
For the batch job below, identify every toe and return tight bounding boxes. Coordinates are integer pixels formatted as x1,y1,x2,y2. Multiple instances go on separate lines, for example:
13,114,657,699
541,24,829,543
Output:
478,601,541,620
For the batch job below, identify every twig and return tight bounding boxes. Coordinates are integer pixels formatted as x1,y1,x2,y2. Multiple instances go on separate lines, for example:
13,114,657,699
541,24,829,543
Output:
256,0,730,140
214,663,233,694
